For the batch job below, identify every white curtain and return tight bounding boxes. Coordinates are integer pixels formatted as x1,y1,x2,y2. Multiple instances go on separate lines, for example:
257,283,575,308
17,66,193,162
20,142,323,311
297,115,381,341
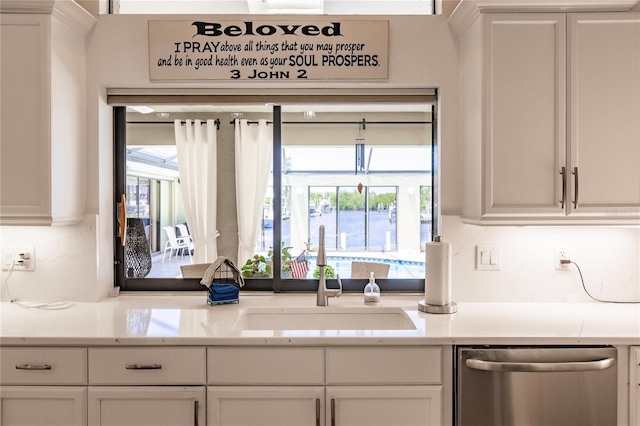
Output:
174,119,218,264
235,119,273,265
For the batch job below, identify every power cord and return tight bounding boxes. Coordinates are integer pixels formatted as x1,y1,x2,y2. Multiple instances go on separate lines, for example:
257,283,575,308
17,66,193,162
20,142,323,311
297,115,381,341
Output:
561,259,640,304
3,256,74,310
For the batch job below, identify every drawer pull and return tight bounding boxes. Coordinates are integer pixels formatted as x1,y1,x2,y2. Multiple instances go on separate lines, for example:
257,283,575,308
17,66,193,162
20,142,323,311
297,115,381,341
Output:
315,398,321,426
125,363,162,370
194,400,199,426
15,364,52,370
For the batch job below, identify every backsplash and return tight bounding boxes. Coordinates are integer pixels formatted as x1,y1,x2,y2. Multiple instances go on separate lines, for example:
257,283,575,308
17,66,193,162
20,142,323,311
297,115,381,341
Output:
0,215,100,302
442,215,640,303
1,215,638,303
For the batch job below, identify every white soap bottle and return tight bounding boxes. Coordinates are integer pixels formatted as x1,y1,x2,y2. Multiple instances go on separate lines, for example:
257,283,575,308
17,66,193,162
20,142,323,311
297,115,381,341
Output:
364,271,380,304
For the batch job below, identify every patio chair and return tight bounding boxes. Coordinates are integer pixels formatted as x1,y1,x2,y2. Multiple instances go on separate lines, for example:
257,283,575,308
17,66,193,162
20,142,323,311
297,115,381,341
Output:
351,261,390,279
176,223,190,239
162,226,193,263
180,262,211,278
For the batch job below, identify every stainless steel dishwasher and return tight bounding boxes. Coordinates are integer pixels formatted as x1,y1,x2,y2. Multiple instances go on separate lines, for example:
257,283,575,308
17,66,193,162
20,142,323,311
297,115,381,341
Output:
455,346,617,426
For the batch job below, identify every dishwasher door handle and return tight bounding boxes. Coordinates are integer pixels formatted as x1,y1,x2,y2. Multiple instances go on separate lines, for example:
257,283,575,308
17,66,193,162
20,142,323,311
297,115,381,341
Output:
466,357,615,372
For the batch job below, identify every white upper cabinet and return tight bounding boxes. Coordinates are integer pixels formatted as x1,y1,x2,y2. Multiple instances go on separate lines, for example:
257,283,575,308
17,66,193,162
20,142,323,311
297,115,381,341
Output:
0,2,95,225
482,13,567,221
454,4,640,225
568,12,640,219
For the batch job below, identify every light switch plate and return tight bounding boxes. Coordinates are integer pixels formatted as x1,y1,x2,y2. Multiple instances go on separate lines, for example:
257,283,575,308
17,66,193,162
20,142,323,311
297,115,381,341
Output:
476,245,501,271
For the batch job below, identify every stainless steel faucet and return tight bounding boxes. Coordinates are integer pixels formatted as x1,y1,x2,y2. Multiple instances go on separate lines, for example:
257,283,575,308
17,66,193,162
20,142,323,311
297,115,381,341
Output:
316,225,342,306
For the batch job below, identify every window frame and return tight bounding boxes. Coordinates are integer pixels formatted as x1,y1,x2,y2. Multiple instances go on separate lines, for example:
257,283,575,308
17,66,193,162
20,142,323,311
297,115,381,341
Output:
113,92,438,293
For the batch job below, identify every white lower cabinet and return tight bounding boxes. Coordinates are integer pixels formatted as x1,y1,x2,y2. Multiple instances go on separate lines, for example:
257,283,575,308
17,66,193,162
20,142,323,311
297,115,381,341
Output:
326,386,442,426
0,345,447,426
206,346,446,426
207,386,324,426
87,347,206,426
207,347,325,425
0,386,86,426
631,347,640,426
0,347,88,426
207,385,442,426
325,347,444,426
88,387,205,426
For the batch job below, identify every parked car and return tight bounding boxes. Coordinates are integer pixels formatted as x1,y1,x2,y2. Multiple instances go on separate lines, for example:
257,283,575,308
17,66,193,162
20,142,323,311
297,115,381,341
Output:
309,207,322,217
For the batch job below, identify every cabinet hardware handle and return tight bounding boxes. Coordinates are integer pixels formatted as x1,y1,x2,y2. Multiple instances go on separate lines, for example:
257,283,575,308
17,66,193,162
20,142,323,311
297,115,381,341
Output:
315,398,320,426
125,363,162,370
194,400,199,426
466,357,614,372
331,398,336,426
118,194,126,246
559,167,566,208
572,166,579,209
15,364,52,370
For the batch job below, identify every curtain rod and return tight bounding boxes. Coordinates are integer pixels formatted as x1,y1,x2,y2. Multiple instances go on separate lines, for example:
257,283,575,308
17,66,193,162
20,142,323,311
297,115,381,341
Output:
230,119,433,129
127,119,221,130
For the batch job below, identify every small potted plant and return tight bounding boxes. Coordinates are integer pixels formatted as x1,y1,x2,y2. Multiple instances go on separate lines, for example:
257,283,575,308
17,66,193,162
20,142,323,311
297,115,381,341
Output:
313,264,336,279
241,254,272,278
268,242,294,279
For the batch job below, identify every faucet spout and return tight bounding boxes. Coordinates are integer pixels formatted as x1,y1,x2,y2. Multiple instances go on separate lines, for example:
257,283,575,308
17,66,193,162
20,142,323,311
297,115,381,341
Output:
317,224,327,267
316,225,341,306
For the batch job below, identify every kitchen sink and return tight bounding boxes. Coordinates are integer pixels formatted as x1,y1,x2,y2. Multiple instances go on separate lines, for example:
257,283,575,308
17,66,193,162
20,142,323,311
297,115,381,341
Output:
233,307,417,331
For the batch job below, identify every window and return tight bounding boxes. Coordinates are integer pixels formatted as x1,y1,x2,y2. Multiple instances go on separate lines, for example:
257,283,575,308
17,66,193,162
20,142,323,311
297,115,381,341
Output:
113,94,437,292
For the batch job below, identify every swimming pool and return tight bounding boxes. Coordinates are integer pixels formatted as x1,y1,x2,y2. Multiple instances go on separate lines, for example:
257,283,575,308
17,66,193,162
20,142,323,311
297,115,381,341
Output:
306,255,425,279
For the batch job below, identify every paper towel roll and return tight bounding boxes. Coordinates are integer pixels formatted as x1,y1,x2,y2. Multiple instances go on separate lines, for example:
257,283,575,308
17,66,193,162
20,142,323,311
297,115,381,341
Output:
425,238,452,306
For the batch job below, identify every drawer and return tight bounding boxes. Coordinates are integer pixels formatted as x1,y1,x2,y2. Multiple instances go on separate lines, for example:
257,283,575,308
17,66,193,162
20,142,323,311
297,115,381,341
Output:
0,347,87,385
208,347,324,385
88,347,205,385
326,346,442,385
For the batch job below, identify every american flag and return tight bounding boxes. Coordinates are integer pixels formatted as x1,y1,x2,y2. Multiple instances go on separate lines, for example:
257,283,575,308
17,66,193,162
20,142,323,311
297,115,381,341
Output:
290,253,308,279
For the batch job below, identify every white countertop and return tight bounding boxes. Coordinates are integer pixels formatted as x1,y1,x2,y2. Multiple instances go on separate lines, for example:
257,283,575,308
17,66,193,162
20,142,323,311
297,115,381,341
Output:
1,293,639,346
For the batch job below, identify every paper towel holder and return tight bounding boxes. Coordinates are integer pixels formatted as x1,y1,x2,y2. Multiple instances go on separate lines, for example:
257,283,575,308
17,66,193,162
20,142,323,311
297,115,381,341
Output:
418,236,457,314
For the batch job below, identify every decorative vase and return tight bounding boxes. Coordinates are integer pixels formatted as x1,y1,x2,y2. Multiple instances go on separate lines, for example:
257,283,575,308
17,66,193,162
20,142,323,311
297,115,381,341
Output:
125,218,152,278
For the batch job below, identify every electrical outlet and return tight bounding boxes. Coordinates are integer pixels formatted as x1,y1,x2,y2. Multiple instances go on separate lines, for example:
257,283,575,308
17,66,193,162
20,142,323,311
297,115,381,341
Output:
555,247,568,270
2,247,36,271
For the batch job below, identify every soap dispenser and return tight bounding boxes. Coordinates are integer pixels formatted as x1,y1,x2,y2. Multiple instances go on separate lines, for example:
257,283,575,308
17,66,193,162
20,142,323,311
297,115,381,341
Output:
363,271,380,304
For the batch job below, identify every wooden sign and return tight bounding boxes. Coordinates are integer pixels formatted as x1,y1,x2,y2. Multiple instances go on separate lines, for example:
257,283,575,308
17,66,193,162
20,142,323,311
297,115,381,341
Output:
148,20,388,81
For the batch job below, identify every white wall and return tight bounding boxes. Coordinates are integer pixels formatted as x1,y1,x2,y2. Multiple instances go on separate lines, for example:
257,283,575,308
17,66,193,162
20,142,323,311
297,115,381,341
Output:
1,10,638,303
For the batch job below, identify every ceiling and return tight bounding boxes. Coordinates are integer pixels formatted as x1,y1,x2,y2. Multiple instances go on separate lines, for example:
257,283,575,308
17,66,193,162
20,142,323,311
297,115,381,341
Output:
113,0,435,15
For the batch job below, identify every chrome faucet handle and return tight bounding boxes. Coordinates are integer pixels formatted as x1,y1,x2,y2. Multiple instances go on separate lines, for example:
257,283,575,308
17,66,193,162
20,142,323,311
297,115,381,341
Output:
317,272,341,306
316,226,340,306
325,274,342,298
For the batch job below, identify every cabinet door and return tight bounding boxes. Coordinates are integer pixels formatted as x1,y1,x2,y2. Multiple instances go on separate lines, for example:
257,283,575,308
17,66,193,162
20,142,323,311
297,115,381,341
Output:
568,13,640,219
0,14,51,225
483,14,567,219
88,386,204,426
207,386,324,426
0,386,86,426
631,347,640,426
326,386,442,426
635,389,640,426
